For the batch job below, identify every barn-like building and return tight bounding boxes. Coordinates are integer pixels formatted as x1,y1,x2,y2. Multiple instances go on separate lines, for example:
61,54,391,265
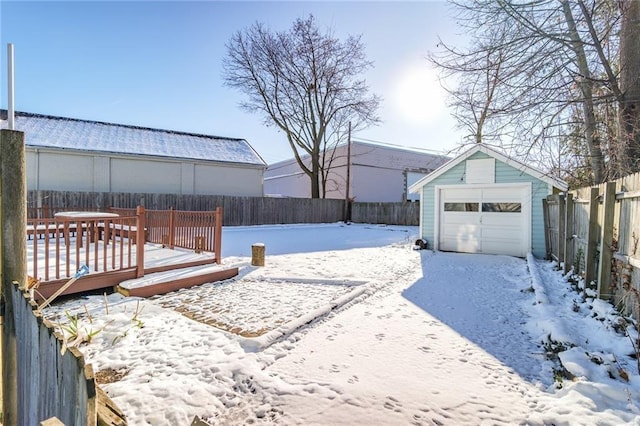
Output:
1,110,266,196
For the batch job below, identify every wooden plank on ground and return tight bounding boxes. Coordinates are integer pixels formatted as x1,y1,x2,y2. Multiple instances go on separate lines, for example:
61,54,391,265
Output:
97,386,127,426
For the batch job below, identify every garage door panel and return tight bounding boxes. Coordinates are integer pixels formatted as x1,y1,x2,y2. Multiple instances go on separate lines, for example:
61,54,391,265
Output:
443,212,481,225
480,213,520,226
439,186,529,257
442,188,481,202
481,187,522,201
482,240,523,256
441,224,480,253
481,225,521,238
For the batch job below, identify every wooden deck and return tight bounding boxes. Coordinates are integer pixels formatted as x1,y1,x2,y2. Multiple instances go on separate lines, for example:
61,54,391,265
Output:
31,255,223,302
27,206,227,302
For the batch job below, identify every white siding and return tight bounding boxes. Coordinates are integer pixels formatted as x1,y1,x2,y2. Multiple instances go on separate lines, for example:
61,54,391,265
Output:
26,148,264,196
38,152,94,191
264,141,448,202
111,158,181,193
194,164,263,196
94,156,110,192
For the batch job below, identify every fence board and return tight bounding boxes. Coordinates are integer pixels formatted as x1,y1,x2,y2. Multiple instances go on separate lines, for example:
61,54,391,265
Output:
9,283,96,424
543,171,640,322
28,190,418,226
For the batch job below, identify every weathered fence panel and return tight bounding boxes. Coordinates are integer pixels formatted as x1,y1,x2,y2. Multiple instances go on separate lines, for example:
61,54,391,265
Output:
543,171,640,322
8,282,96,425
27,190,419,226
351,201,419,225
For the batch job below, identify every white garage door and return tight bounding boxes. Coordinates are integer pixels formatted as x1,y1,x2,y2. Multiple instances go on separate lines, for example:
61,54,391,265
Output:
439,185,529,257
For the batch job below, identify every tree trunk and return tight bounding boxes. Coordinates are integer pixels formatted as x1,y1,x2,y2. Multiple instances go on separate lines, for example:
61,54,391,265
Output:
561,0,604,184
311,150,321,199
619,0,640,175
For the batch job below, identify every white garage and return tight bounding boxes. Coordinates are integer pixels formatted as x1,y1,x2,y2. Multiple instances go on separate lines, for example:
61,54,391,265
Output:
410,145,567,258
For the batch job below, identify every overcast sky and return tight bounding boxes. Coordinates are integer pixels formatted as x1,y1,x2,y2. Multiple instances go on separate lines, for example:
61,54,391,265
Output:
1,1,467,164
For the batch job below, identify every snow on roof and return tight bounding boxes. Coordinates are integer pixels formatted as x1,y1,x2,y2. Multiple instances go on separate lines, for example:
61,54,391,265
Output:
0,111,266,167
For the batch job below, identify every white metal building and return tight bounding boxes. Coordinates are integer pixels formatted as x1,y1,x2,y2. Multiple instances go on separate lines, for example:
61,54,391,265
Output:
265,140,449,202
1,111,266,196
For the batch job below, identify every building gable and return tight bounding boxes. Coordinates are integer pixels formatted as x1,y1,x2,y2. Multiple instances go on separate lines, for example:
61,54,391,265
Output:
409,144,568,193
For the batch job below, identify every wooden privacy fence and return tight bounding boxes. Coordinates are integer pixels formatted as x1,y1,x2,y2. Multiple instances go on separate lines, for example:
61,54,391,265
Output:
7,281,97,425
543,172,640,320
27,190,420,226
351,201,419,226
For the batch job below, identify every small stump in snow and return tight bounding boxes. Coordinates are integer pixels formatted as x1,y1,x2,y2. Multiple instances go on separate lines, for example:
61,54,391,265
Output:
251,243,265,266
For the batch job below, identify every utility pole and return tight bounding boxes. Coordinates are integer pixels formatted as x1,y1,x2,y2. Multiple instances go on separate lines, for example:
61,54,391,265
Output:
343,122,352,223
1,42,25,425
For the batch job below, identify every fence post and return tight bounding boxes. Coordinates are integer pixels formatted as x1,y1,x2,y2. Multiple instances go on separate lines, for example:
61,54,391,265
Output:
558,194,566,266
542,198,551,259
169,207,175,250
136,205,146,278
585,187,600,287
1,128,26,425
597,182,616,299
214,207,223,264
564,193,574,274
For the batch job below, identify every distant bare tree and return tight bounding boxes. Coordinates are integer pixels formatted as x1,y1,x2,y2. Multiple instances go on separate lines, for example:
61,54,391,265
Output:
223,15,380,198
431,0,634,184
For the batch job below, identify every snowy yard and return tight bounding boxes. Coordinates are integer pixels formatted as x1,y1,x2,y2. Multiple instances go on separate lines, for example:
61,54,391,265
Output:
42,223,640,425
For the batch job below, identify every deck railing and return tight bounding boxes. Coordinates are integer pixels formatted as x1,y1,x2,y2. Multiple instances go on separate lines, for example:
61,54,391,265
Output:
27,209,144,283
28,206,223,285
109,207,223,263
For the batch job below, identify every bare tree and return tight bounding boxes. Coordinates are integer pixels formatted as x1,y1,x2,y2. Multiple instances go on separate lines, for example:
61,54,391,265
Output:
431,0,629,184
618,0,640,175
223,15,380,198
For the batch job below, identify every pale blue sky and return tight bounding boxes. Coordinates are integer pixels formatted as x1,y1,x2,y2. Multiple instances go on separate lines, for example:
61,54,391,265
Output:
1,1,466,164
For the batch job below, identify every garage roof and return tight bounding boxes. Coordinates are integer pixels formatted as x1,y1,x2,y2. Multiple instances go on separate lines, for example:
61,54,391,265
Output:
409,144,568,193
1,111,266,167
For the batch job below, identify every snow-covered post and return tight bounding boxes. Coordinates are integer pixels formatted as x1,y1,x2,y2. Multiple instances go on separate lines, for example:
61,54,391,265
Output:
251,243,265,266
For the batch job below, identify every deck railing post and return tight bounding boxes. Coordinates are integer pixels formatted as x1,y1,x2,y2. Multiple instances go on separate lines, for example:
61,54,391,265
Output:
214,207,223,264
136,205,146,278
169,207,175,249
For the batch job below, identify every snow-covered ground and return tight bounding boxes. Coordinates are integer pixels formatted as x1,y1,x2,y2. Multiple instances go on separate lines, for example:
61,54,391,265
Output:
41,223,640,425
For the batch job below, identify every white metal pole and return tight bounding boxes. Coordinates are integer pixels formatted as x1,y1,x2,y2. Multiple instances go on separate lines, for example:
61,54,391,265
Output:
8,43,15,130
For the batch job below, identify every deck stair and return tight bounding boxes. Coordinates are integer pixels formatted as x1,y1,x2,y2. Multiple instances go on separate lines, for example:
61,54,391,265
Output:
116,264,239,298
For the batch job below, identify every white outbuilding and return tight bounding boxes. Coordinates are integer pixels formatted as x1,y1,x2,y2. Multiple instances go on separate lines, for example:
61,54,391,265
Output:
409,144,568,258
1,111,266,196
265,140,449,202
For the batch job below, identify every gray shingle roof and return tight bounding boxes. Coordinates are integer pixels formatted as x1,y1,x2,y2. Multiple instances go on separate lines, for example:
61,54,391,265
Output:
0,111,266,167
